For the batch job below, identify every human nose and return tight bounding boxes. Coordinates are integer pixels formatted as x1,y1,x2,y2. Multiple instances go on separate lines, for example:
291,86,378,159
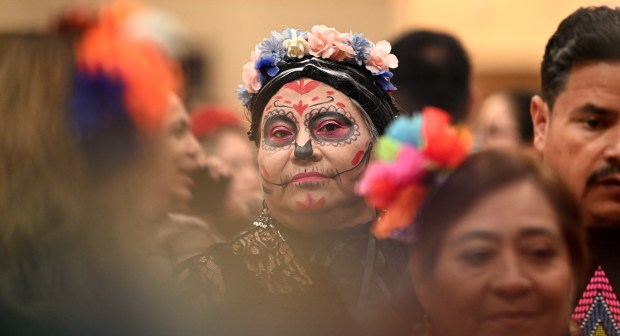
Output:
291,130,320,162
603,126,620,162
186,134,202,157
490,252,532,299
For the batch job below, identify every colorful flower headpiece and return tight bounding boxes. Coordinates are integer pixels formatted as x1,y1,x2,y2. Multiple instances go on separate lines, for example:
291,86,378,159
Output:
357,107,472,242
72,2,180,140
236,25,399,108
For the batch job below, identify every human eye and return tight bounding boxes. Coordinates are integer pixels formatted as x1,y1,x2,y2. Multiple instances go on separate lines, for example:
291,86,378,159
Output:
168,120,188,138
310,111,354,142
262,112,297,148
583,117,609,130
316,119,348,136
522,242,558,264
574,109,616,131
458,247,495,267
268,125,294,143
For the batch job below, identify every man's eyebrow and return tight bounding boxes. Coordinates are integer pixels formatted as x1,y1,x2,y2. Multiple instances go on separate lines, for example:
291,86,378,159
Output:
576,103,618,116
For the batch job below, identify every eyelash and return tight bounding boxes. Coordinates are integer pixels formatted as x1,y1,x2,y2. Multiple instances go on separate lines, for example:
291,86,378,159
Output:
269,125,294,141
315,120,346,133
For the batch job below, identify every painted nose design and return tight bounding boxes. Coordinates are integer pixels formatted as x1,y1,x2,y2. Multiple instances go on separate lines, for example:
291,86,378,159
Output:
294,139,313,160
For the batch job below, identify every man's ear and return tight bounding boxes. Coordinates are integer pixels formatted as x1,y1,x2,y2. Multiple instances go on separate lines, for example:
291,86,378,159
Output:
531,95,550,153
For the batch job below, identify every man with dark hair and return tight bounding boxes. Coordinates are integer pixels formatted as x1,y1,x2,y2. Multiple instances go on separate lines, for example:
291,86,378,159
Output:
390,30,471,122
531,6,620,334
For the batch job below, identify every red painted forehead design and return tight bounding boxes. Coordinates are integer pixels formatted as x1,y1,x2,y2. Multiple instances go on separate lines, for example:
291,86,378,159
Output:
264,79,351,118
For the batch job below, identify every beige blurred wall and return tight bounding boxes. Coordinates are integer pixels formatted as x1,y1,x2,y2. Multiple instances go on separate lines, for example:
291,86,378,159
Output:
1,0,618,109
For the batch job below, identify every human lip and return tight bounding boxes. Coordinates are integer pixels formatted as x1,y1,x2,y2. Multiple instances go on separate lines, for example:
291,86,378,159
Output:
596,175,620,186
178,170,195,187
486,311,537,324
290,172,327,183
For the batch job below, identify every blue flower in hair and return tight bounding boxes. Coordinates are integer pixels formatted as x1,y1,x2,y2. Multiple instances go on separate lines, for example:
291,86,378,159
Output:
375,70,397,92
255,55,279,84
257,33,286,62
351,33,372,66
236,85,253,108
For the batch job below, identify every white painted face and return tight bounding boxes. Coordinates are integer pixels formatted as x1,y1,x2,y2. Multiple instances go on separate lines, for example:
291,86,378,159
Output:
257,78,372,231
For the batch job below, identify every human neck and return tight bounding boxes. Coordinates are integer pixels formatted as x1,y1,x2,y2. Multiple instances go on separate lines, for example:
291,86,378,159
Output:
268,199,376,233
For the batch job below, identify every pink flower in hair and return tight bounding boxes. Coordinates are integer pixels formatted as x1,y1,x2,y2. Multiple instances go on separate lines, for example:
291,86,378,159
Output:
308,25,353,60
250,47,261,63
331,39,355,61
242,61,260,93
366,40,399,74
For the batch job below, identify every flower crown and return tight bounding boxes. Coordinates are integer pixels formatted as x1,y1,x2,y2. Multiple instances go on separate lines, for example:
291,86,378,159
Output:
236,25,399,108
356,107,472,243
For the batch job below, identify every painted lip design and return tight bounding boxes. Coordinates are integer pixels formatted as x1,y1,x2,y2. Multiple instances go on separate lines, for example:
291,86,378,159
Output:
290,172,328,183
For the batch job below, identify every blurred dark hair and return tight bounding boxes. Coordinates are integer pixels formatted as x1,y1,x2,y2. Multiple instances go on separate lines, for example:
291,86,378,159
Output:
506,90,536,143
390,30,471,122
541,6,620,109
413,150,587,285
247,57,399,146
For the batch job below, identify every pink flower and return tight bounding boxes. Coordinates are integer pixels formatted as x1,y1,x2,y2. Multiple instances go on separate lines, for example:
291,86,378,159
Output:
307,25,354,61
366,40,399,74
250,47,261,63
242,61,260,93
331,40,355,61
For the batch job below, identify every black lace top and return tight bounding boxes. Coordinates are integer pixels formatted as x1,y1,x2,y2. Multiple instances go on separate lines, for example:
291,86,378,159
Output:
176,219,421,336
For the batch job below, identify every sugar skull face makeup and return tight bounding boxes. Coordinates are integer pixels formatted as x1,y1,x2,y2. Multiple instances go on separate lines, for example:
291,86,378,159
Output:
257,78,373,230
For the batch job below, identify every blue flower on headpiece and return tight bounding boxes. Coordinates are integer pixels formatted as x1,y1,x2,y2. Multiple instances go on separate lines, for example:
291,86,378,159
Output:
351,33,372,66
375,70,397,92
255,55,279,84
236,85,253,108
257,32,286,62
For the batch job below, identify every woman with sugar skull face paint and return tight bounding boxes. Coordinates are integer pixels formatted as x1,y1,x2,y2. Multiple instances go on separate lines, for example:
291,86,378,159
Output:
176,26,420,336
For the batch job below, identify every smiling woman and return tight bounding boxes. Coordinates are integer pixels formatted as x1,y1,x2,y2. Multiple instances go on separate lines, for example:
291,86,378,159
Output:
175,26,418,336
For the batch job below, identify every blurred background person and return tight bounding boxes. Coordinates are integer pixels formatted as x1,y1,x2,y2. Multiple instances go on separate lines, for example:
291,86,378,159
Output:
0,4,205,335
148,94,229,275
390,30,472,123
474,89,536,151
190,104,261,239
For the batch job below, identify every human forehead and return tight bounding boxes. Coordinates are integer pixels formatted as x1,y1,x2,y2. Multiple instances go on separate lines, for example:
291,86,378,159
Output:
164,95,190,126
552,61,620,116
445,181,560,243
261,79,360,121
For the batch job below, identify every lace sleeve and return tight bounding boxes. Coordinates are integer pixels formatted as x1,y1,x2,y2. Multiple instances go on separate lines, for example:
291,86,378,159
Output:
175,246,226,308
